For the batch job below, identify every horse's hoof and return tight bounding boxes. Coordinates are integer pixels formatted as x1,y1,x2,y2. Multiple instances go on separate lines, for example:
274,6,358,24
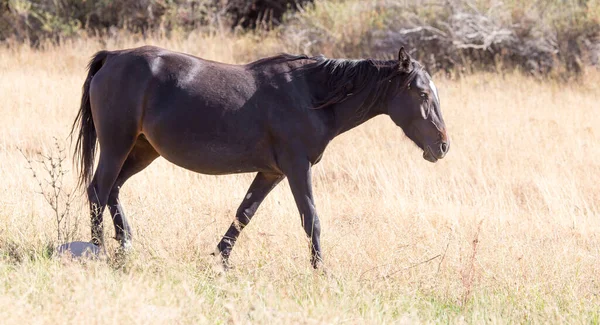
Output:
311,257,324,269
120,240,134,253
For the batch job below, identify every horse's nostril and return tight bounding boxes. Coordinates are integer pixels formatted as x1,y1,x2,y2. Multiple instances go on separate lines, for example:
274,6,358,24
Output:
440,142,449,153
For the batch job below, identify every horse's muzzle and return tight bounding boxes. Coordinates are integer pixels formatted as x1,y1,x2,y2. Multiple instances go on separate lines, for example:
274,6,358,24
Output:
423,141,449,162
440,141,449,156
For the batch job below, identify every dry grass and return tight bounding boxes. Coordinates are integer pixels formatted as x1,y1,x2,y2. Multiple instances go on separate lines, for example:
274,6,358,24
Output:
0,35,599,324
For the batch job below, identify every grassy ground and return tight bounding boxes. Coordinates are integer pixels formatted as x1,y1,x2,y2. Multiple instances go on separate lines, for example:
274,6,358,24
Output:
0,36,599,324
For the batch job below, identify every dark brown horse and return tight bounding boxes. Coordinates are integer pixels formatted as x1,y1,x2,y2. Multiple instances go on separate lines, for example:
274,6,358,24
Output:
71,45,449,268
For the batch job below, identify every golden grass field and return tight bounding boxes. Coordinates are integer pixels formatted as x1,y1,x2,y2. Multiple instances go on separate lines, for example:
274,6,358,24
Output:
0,35,599,324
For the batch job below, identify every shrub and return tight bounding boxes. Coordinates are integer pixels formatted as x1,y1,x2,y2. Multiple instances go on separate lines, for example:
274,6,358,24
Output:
0,0,311,44
281,0,600,77
0,0,598,76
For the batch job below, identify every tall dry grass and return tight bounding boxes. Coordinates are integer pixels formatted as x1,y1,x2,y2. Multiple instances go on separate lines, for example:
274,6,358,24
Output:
0,34,599,324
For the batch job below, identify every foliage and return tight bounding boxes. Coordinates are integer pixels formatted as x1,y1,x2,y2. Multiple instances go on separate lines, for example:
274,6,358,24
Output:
0,0,311,44
19,139,79,244
281,0,600,76
0,0,598,75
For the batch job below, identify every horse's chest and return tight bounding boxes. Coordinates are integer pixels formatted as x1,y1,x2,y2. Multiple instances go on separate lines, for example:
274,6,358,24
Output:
276,117,333,165
296,134,331,165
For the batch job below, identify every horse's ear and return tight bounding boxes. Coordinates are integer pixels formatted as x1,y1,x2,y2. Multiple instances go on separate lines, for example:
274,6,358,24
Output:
398,47,410,69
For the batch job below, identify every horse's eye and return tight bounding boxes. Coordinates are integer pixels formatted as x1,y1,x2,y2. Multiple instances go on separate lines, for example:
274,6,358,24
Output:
419,92,428,100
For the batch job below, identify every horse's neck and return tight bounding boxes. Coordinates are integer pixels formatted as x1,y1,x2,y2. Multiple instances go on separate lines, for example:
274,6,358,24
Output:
305,58,394,136
331,84,385,136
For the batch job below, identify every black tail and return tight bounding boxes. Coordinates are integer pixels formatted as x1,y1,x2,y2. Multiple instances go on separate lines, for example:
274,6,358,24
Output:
70,50,110,189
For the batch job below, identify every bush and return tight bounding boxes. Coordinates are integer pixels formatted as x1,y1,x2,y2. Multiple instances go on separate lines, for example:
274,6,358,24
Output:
281,0,600,77
0,0,311,44
0,0,211,43
0,0,598,77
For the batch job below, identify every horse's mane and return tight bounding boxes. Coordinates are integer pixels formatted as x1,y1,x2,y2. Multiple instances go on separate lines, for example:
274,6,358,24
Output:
246,53,311,67
247,52,416,111
308,57,405,110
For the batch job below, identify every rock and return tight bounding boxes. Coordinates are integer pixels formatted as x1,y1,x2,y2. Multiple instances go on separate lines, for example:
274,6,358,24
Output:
55,241,101,259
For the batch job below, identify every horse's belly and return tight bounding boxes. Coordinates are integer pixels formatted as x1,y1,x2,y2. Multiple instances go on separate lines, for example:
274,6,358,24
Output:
161,144,266,175
140,91,276,174
144,130,276,175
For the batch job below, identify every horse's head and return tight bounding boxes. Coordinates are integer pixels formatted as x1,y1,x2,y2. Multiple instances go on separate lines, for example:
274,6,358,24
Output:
386,47,449,162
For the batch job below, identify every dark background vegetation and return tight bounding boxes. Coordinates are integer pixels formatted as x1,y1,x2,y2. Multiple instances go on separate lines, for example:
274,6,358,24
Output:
1,0,599,77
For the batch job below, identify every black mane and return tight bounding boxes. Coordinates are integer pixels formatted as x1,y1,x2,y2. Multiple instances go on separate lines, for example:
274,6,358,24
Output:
246,53,311,67
308,57,404,110
247,52,418,112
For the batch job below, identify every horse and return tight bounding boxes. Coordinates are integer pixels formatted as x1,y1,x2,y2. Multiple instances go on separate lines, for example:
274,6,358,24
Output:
71,45,449,269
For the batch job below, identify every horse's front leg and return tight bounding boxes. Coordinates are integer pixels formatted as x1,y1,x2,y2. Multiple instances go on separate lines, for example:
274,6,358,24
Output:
281,156,323,268
215,172,284,267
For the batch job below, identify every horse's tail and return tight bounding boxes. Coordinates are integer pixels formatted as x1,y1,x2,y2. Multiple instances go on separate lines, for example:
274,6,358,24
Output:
70,50,110,189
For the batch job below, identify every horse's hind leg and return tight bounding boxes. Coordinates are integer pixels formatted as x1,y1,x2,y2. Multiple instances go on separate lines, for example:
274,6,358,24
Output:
88,144,134,246
88,121,139,246
107,136,159,248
